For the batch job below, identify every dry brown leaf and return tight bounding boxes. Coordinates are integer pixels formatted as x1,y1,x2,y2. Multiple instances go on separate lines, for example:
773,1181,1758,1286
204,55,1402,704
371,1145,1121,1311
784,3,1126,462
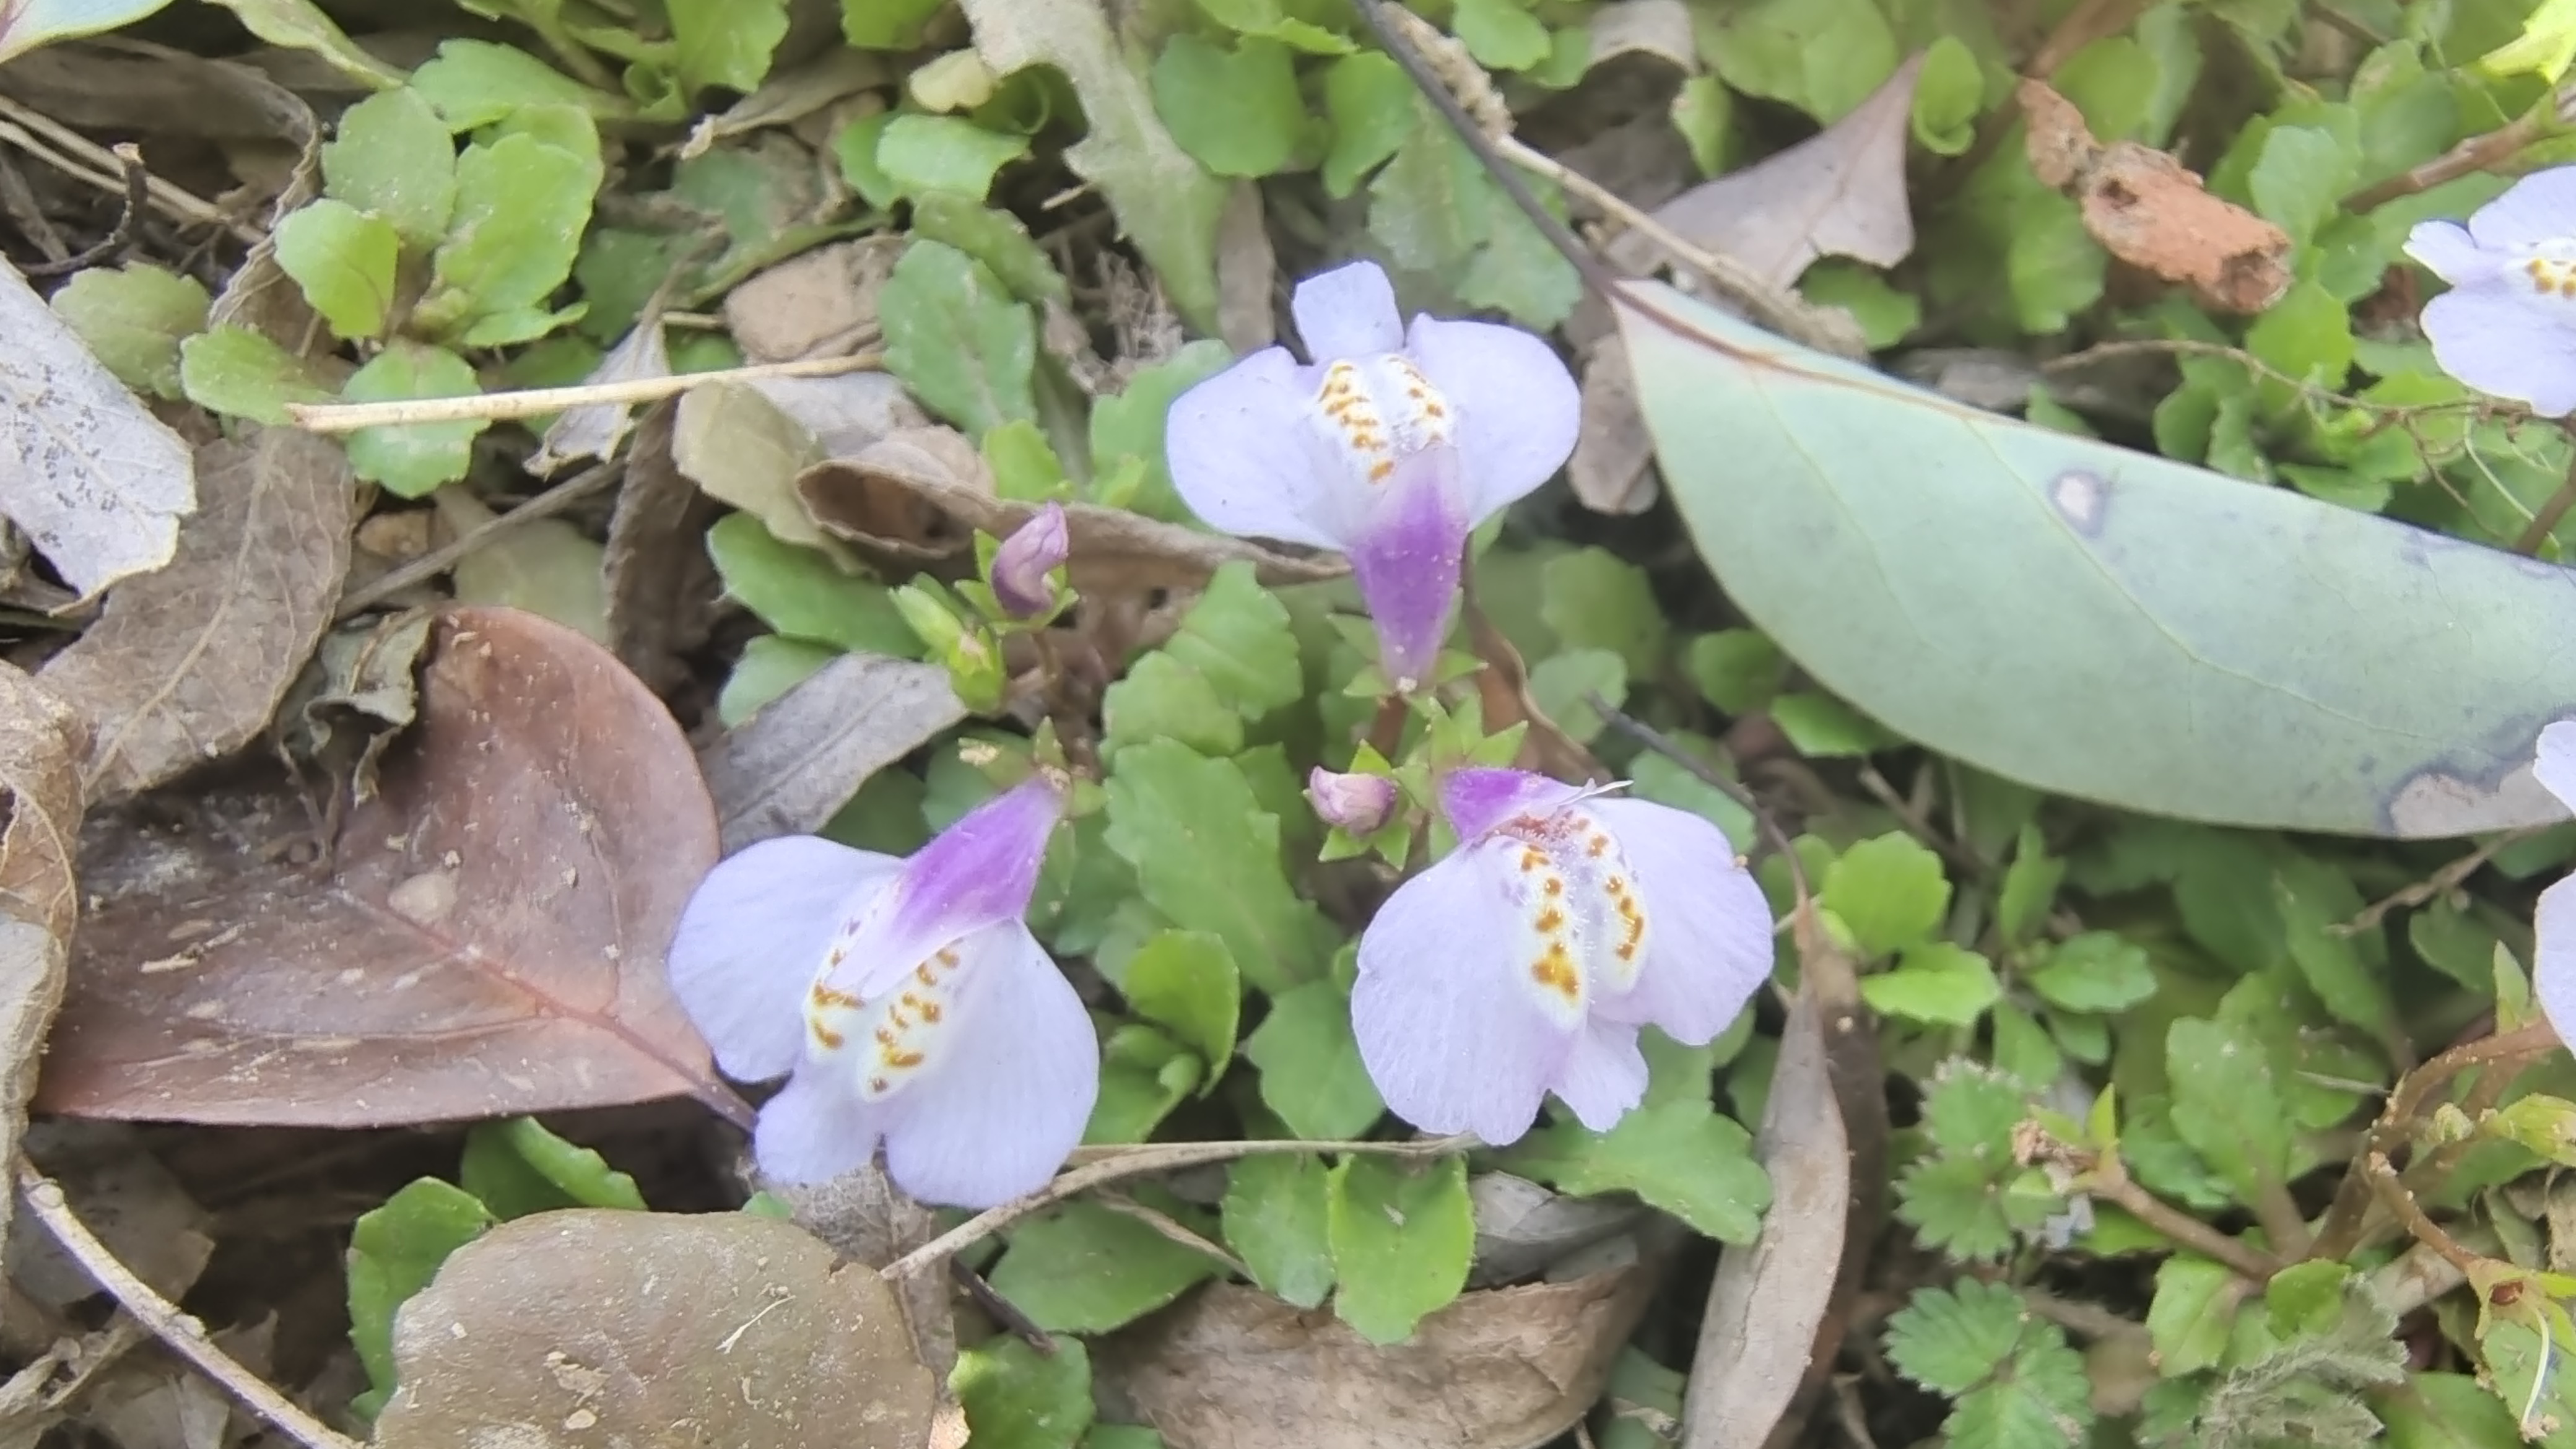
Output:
40,426,352,800
1468,1173,1643,1289
9,1124,212,1312
1587,0,1697,69
1099,1267,1654,1449
603,401,721,693
722,236,903,362
38,606,724,1127
0,259,196,599
528,321,671,476
2020,79,2292,315
672,374,920,564
759,1159,956,1377
1567,339,1659,516
700,650,967,854
1214,180,1278,355
274,606,435,804
0,664,86,1251
685,48,889,159
375,1209,936,1449
1609,53,1926,290
799,426,1347,595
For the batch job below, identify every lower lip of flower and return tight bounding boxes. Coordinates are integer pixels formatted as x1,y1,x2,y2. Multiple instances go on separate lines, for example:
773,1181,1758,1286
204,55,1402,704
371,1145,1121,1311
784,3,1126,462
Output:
806,942,965,1099
1493,808,1650,1025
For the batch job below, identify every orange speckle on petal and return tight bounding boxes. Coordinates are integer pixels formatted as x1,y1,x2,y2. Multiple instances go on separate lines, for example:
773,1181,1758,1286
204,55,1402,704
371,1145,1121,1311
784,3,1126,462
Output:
1529,943,1581,1003
1368,458,1394,482
884,1046,925,1069
811,983,860,1008
811,1022,845,1049
1534,906,1565,933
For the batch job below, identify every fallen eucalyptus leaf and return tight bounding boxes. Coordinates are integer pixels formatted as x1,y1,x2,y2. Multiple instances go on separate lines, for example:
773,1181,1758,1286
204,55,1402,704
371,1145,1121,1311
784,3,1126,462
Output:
38,606,724,1125
1608,53,1923,290
0,1,173,66
39,426,352,798
0,258,195,597
1616,282,2576,837
375,1209,936,1448
0,665,83,1249
1099,1266,1654,1449
700,649,967,853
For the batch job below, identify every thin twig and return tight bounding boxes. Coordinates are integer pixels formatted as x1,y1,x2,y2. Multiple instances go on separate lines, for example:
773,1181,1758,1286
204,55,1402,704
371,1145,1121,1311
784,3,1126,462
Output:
1587,694,1809,902
334,461,622,620
2311,1019,2561,1261
947,1258,1056,1355
2020,1289,2151,1344
16,1166,363,1449
1092,1189,1252,1277
2338,828,2536,934
290,354,884,434
0,94,256,244
2344,100,2554,215
2078,1148,2280,1280
2362,1150,2483,1274
882,1134,1469,1279
1855,762,1983,880
20,144,148,280
2518,427,2576,553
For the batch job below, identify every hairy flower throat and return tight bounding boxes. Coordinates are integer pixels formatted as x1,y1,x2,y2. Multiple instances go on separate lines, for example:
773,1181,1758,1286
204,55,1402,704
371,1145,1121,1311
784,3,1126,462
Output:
1310,355,1454,489
1495,806,1650,1028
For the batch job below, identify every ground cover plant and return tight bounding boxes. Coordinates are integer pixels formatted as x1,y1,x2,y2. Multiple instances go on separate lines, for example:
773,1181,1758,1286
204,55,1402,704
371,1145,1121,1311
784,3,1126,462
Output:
6,0,2576,1446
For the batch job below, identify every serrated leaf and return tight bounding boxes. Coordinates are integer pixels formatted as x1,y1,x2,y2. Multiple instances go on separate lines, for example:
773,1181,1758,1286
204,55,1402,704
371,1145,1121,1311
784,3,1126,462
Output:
2166,1014,2292,1206
1505,1100,1770,1241
954,1335,1094,1449
1102,653,1242,757
1089,339,1232,520
2146,1254,2240,1376
1451,0,1549,70
1995,824,2063,944
1944,1335,2094,1449
876,114,1031,202
1540,547,1668,675
272,199,400,341
988,1199,1224,1333
1244,980,1383,1139
1103,742,1331,993
1884,1279,2027,1393
321,87,458,248
1221,1152,1334,1308
705,512,916,655
1164,561,1301,720
669,0,788,94
1327,1154,1472,1344
1321,50,1413,198
48,263,207,400
1151,33,1305,178
879,239,1037,440
347,1178,495,1419
1085,1024,1202,1144
1685,628,1786,715
341,341,485,497
1821,832,1952,957
414,120,600,343
1121,929,1240,1077
1860,941,2000,1025
179,323,334,425
2024,931,2156,1013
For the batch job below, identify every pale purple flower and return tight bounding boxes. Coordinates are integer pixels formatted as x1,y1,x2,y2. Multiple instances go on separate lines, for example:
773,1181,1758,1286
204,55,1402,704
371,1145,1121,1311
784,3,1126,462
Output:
1353,768,1775,1145
1308,765,1398,835
1165,261,1579,690
2531,722,2576,1043
666,774,1097,1208
991,503,1069,619
2404,167,2576,415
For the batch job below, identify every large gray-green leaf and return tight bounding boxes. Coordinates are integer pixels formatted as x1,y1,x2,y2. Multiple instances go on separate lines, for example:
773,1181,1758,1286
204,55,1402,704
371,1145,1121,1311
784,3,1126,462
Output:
1616,282,2575,839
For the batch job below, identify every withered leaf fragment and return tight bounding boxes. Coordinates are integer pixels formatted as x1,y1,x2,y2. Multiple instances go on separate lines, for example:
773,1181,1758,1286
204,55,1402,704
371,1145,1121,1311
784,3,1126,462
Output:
39,607,723,1127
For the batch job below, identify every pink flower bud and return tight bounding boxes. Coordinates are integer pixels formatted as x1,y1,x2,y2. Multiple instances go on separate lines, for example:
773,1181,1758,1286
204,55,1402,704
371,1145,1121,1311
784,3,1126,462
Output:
991,503,1069,618
1307,766,1398,835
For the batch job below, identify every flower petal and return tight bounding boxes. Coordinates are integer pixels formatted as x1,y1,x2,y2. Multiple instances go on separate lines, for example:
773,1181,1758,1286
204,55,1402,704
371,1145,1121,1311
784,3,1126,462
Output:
1440,766,1591,842
877,922,1099,1208
854,774,1066,997
2469,167,2576,251
1583,798,1775,1043
2537,872,2576,1051
1354,844,1573,1145
1551,1019,1649,1131
1165,347,1352,549
668,836,902,1081
2419,285,2576,416
752,1066,887,1184
2539,720,2576,812
2404,220,2504,287
1292,260,1404,360
1345,445,1472,689
1404,313,1580,520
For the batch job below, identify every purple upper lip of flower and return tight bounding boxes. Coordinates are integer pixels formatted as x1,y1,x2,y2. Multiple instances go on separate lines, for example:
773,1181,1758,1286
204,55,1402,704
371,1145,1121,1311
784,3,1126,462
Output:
1164,261,1580,690
1350,767,1777,1146
661,773,1097,1209
2404,166,2576,417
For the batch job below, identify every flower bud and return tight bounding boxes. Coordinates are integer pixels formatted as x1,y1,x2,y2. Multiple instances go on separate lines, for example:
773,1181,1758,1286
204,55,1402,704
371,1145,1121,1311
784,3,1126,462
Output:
1307,766,1398,835
991,503,1069,619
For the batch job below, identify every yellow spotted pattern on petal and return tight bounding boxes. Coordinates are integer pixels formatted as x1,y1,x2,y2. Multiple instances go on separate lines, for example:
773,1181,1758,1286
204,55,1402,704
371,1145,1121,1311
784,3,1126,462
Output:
1312,355,1455,489
1495,806,1651,1027
803,932,969,1101
2526,256,2576,299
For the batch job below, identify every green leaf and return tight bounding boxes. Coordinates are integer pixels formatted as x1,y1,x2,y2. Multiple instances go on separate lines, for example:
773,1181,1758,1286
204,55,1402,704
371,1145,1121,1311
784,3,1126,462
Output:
1327,1154,1472,1344
2274,857,2395,1037
705,513,916,655
1122,929,1241,1076
2243,280,2355,396
876,114,1031,202
1244,981,1383,1139
842,0,946,48
1946,1333,2094,1449
1528,648,1627,744
1616,277,2576,838
668,0,787,94
1910,35,1985,154
1368,111,1580,329
1699,0,1899,122
456,1117,648,1219
342,342,486,497
1895,1154,2027,1261
1884,1279,2026,1393
1104,741,1331,992
1768,690,1902,756
1222,1153,1334,1308
347,1178,495,1418
272,199,400,341
1506,1100,1771,1241
2146,1254,2240,1376
2265,1259,2351,1337
201,0,404,89
1102,653,1243,757
718,635,837,725
319,87,458,248
911,194,1070,308
179,323,333,425
1090,340,1233,520
1164,562,1302,720
2166,1015,2292,1206
987,1200,1224,1333
1085,1024,1203,1144
415,121,599,343
1450,0,1549,71
1821,833,1952,957
48,263,207,399
1860,942,2001,1025
410,38,630,130
1151,34,1306,178
954,1335,1094,1449
0,0,173,66
1995,825,2063,944
2025,931,2157,1013
2248,124,2360,245
1800,261,1921,349
879,239,1037,440
1685,628,1785,715
1321,50,1414,198
1540,547,1668,675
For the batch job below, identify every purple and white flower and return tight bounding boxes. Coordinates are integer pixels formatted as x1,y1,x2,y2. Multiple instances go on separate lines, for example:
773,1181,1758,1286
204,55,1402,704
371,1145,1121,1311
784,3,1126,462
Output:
1165,261,1580,690
2530,723,2576,1045
991,503,1069,619
1307,765,1399,835
2404,167,2576,415
1352,768,1776,1145
665,773,1097,1208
